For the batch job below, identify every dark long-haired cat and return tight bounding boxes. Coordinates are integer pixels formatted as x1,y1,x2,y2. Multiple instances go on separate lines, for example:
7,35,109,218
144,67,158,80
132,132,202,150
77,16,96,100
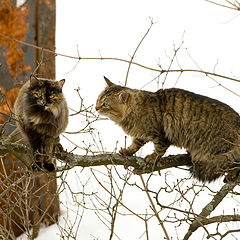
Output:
14,75,68,171
96,77,240,182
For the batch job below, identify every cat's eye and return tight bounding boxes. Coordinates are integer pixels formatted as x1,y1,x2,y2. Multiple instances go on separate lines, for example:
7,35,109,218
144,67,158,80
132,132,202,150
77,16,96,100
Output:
49,95,57,100
102,103,109,108
33,91,41,97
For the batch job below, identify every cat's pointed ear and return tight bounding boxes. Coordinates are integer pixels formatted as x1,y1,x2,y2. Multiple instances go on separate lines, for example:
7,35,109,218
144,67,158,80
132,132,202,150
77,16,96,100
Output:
59,79,65,88
104,76,115,87
30,75,38,86
119,91,130,103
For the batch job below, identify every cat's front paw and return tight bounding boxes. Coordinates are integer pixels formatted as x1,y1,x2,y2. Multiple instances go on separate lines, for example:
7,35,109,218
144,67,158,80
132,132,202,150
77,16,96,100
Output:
32,161,43,171
54,143,65,153
42,212,59,226
43,162,56,172
119,147,134,156
132,153,159,175
144,153,159,164
31,161,55,172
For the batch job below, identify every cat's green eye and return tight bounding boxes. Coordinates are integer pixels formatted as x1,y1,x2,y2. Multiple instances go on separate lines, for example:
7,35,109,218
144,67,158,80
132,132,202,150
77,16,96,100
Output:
102,103,109,108
33,91,41,97
49,95,56,100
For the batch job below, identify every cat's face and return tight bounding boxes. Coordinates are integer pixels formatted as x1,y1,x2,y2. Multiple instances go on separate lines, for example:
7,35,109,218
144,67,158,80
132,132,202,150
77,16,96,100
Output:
28,76,65,114
96,77,130,123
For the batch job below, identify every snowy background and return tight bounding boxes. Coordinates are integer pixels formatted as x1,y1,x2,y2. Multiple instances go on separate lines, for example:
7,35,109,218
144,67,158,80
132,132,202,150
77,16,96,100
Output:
18,0,240,239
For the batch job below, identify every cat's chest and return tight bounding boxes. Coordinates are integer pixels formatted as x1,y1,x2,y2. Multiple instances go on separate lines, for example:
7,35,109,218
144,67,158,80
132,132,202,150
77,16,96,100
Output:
121,113,159,141
27,111,58,126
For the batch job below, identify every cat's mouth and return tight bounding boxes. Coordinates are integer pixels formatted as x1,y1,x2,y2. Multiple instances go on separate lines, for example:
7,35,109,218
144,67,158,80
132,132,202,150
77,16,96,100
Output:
96,108,110,117
96,108,104,115
98,111,122,123
95,106,105,115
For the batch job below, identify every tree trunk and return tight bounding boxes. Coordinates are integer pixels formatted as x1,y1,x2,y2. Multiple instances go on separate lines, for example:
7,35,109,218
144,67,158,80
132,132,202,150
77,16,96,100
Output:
0,0,59,238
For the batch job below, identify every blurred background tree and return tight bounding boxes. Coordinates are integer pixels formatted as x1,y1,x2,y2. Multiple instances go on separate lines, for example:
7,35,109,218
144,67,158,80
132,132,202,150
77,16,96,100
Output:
0,0,59,238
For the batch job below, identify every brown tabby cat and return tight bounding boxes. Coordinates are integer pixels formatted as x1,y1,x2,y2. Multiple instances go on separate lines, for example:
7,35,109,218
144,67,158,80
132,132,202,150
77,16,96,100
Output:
14,75,68,171
96,77,240,182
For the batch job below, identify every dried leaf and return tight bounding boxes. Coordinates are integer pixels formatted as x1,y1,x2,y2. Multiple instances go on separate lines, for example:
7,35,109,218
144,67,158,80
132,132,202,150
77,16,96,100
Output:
0,0,30,79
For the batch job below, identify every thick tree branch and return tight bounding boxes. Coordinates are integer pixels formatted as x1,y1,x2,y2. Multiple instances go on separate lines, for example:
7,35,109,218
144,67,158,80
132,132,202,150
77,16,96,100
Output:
0,139,192,172
2,139,240,239
56,151,192,172
0,139,30,155
183,179,240,240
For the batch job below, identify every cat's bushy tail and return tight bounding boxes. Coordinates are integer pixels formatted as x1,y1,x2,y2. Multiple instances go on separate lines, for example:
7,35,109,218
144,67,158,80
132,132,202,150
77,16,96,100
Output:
189,147,240,182
189,161,224,182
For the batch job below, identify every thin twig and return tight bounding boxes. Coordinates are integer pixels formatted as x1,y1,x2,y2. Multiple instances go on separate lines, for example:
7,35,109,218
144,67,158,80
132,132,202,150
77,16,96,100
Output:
124,19,154,86
140,175,171,240
205,0,240,10
162,37,185,88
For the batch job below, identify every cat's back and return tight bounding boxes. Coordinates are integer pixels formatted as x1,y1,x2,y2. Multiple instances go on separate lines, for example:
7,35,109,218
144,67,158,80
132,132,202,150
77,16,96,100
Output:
156,88,239,120
155,88,240,152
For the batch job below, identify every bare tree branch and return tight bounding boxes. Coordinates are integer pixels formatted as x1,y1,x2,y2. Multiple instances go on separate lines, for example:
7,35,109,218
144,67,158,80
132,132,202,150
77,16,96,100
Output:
0,139,191,171
124,19,155,86
183,180,240,239
139,175,171,240
0,33,239,84
205,0,240,11
0,139,29,155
